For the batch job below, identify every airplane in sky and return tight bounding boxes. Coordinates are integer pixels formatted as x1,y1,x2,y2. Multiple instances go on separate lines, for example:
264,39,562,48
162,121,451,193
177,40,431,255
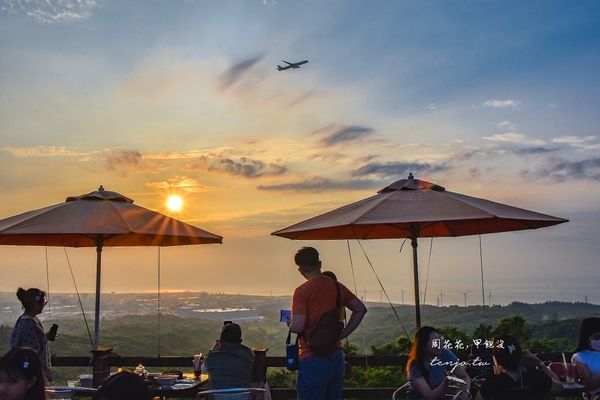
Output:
276,60,309,71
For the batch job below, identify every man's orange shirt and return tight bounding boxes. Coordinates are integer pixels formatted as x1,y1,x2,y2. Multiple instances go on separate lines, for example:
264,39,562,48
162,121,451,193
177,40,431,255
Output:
292,275,357,359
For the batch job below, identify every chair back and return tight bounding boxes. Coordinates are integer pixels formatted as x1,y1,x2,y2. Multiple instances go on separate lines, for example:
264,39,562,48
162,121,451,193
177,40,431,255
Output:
391,382,411,400
549,362,568,381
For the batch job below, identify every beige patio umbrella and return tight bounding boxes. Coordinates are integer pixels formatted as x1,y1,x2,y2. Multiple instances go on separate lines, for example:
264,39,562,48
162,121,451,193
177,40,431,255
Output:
272,174,567,328
0,186,222,347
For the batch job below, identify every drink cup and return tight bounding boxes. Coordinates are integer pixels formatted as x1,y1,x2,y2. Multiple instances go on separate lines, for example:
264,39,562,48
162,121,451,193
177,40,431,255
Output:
78,374,93,388
193,354,203,379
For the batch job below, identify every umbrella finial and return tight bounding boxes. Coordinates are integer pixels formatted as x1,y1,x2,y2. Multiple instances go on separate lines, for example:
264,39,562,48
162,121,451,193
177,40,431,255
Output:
98,185,104,192
408,173,414,180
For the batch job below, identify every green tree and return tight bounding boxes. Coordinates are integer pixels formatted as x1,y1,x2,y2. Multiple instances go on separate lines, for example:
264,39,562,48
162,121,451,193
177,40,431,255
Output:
491,316,529,343
371,336,412,356
472,323,493,341
343,341,360,356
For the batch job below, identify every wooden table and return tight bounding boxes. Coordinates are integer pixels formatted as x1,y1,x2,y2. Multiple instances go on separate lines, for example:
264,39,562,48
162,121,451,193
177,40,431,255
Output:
46,386,97,398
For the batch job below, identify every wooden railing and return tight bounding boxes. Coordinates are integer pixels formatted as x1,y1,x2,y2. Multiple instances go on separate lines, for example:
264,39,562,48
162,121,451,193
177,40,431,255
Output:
51,352,575,400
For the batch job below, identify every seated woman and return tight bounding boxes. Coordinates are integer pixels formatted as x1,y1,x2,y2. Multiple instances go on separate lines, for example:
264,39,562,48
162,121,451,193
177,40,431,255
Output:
0,347,47,400
475,334,562,400
406,326,471,400
572,317,600,400
93,370,151,400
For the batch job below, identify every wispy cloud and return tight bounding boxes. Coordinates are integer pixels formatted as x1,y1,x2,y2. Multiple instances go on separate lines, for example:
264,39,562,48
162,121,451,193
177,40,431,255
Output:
184,154,287,178
122,66,201,98
351,161,448,178
0,145,96,158
218,55,264,90
522,157,600,182
483,99,522,109
551,135,600,150
1,0,99,23
510,146,557,155
312,125,375,147
145,176,209,193
482,132,545,145
257,177,375,192
497,121,515,130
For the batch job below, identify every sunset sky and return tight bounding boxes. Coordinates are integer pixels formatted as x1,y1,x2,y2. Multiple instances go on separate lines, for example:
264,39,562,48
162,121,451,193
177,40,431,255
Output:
1,1,599,305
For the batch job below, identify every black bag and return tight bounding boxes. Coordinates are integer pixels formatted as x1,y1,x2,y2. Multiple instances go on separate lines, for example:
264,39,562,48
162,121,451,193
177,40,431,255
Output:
308,281,344,357
285,330,299,371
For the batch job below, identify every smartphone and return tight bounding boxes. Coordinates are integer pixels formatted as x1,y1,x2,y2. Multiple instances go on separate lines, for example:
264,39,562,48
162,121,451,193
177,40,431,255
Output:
48,324,59,341
223,320,232,325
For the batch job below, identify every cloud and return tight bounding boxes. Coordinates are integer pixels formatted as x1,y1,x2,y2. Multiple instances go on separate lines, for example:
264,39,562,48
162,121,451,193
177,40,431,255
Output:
184,155,287,178
496,121,516,131
511,146,558,155
122,66,201,98
551,135,600,150
351,161,448,178
145,176,209,193
0,145,96,158
522,157,600,182
483,99,522,109
482,132,545,145
1,0,98,23
312,125,375,146
218,55,264,90
257,177,376,192
106,150,142,171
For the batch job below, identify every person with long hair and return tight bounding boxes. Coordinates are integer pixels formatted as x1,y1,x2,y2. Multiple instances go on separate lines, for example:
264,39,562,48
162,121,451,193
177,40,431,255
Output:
0,347,47,400
572,317,600,399
406,326,470,400
475,334,562,400
10,288,56,382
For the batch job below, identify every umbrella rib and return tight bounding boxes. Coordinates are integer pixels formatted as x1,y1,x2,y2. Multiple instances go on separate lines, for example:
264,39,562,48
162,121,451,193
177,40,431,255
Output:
107,201,135,235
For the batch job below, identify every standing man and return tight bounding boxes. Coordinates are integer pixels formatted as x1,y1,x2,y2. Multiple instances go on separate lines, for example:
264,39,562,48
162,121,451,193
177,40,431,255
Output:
290,247,367,400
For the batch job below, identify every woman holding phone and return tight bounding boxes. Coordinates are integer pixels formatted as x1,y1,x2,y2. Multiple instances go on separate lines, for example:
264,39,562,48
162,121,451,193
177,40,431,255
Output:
10,288,56,382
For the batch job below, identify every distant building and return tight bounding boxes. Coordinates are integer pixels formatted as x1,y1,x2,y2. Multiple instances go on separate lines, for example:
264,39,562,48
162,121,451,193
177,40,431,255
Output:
176,307,263,321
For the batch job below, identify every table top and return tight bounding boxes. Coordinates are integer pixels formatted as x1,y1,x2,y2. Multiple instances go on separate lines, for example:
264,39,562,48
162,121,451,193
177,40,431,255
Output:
47,374,209,398
151,376,209,397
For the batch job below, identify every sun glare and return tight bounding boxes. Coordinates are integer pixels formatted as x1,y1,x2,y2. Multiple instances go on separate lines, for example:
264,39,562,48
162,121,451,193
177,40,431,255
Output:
166,195,183,212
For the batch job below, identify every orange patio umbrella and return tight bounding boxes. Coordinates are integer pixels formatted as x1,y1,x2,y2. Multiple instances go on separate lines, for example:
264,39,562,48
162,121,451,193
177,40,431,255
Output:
272,174,567,329
0,186,222,347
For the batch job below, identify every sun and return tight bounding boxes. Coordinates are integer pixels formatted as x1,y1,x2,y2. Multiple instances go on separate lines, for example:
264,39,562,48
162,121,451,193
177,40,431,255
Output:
166,195,183,212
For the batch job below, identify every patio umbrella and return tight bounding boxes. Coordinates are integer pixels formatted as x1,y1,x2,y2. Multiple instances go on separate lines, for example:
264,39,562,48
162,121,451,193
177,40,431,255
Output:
0,186,222,347
272,174,567,329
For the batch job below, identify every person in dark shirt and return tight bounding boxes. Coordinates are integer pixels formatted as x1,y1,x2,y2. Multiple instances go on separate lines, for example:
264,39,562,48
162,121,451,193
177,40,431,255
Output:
203,323,255,389
475,334,562,400
93,370,151,400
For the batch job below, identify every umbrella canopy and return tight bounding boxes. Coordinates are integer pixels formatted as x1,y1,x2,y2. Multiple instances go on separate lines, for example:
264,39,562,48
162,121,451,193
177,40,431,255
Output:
272,175,568,328
0,186,222,347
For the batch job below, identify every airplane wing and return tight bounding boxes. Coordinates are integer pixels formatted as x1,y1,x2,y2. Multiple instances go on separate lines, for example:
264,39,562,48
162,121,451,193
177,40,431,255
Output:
282,60,293,66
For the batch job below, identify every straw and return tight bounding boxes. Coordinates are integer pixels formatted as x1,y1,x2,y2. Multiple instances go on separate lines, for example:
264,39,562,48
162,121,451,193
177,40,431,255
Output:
561,352,570,382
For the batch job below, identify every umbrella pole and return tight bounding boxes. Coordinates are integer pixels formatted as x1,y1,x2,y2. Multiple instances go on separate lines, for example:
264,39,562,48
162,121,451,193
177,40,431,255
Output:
94,238,103,349
411,236,421,330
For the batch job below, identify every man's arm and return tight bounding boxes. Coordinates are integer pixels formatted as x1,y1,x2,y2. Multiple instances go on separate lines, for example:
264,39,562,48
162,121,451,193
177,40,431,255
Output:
290,314,306,334
339,297,367,339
